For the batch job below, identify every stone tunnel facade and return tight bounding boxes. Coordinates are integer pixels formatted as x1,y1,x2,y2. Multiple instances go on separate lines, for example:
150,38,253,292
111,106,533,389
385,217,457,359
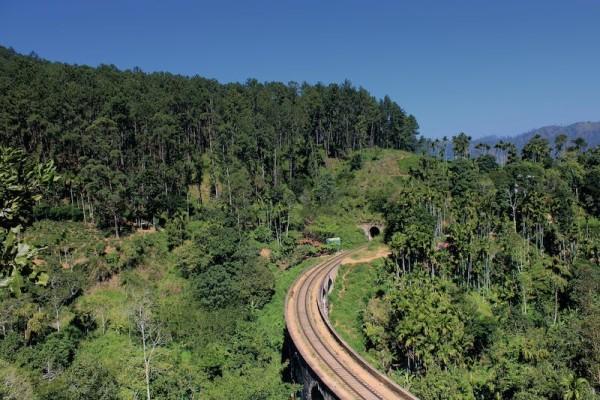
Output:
359,223,385,241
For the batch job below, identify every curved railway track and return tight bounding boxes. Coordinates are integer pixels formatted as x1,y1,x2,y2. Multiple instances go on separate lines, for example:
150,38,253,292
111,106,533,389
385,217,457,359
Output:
285,250,419,400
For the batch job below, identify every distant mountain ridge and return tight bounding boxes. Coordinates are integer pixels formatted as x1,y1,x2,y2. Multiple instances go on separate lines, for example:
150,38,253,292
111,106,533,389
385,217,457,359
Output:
473,121,600,150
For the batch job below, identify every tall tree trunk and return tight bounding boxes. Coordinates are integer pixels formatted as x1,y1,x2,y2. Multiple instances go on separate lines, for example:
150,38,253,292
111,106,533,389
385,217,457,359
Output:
553,287,559,325
114,213,120,239
140,323,151,400
55,307,60,332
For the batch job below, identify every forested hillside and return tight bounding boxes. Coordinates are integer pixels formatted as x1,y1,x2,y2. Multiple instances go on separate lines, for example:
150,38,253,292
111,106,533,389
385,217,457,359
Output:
0,46,598,400
0,46,418,237
0,47,419,399
334,138,600,399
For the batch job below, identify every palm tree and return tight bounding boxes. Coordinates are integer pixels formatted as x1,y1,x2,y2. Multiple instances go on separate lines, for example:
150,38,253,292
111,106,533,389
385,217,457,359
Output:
430,139,437,157
573,137,588,153
554,133,567,157
522,134,550,163
494,140,506,165
475,142,491,157
452,132,471,159
506,142,518,164
440,136,449,160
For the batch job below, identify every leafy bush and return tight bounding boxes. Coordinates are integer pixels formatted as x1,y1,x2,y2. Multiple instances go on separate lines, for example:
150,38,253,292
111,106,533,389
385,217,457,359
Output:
14,326,82,376
363,271,471,372
0,359,35,400
350,152,363,171
476,154,499,173
312,170,337,204
34,204,83,222
0,332,24,362
192,267,237,309
63,356,119,400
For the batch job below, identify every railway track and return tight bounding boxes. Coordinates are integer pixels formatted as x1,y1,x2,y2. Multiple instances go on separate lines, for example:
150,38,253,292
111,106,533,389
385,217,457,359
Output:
285,250,419,400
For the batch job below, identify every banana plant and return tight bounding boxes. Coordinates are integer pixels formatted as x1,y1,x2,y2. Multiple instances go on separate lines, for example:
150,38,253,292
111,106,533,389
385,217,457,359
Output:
0,147,56,294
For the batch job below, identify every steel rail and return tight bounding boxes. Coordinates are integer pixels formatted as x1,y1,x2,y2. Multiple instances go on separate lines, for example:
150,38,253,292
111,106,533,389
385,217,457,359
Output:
285,250,419,400
297,253,383,399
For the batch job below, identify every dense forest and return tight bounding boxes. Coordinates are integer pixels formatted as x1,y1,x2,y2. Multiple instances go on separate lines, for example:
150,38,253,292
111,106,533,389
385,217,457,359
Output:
353,136,600,399
0,45,418,238
0,47,417,399
0,46,598,400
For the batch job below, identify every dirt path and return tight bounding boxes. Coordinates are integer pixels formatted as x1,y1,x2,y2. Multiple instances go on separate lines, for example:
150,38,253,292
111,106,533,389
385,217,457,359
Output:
334,245,389,317
342,245,390,265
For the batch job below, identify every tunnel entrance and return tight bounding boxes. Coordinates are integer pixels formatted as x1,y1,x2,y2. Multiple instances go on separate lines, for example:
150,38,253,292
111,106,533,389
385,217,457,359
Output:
359,223,385,241
310,385,325,400
369,226,380,238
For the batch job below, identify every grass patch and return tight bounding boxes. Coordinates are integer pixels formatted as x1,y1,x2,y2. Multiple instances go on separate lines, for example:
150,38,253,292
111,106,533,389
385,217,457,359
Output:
396,153,420,174
77,287,131,333
352,149,417,192
367,237,385,251
328,260,380,358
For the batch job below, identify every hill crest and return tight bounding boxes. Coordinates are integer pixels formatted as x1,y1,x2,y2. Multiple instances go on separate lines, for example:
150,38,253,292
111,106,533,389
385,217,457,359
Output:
473,121,600,149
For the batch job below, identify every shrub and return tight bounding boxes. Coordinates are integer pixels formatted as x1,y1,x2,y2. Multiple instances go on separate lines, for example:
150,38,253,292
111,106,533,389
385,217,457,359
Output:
34,204,83,221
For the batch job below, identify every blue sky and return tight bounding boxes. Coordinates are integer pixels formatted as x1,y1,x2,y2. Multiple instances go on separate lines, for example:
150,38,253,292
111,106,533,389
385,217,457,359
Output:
1,0,599,138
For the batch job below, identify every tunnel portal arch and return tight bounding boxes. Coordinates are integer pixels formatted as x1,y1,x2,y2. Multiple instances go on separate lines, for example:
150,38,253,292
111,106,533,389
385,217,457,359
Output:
359,223,385,241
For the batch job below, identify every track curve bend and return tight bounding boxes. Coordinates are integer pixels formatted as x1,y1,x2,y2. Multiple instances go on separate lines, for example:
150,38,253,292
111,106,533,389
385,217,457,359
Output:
285,250,419,400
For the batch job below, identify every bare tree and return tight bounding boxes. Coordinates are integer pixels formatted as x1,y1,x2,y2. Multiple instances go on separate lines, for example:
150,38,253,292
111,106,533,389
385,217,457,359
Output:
46,271,80,332
506,185,519,232
0,298,22,337
131,294,168,400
